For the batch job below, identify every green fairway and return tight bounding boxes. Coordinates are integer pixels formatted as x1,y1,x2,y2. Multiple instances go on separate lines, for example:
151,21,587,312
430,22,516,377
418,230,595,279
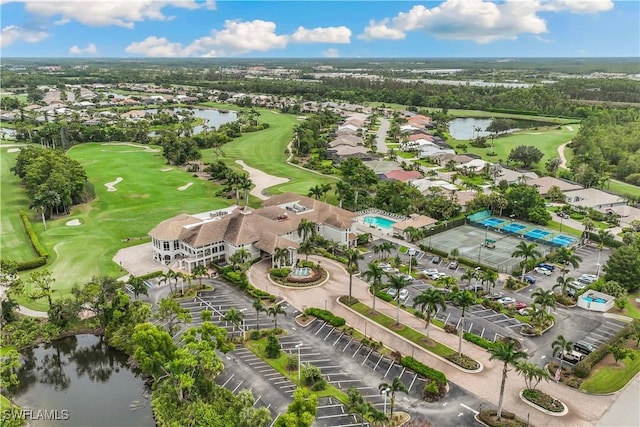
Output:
461,124,580,165
8,143,232,309
199,106,338,198
607,180,640,199
0,146,36,263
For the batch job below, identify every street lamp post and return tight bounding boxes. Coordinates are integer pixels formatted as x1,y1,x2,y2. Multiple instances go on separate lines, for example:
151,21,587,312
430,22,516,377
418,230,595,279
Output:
560,215,564,233
381,387,391,414
295,343,303,381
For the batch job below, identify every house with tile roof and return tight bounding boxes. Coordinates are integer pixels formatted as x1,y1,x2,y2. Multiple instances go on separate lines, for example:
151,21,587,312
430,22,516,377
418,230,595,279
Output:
148,193,357,273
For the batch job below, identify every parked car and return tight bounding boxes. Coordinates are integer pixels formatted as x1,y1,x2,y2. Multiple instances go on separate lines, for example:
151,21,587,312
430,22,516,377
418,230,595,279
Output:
378,262,391,269
448,261,459,270
538,263,555,271
517,307,533,316
422,268,439,276
562,350,585,363
497,297,516,306
534,267,552,276
399,289,410,302
467,284,484,292
397,273,413,282
431,256,441,264
557,212,569,219
574,341,596,356
436,272,448,279
383,267,399,274
523,275,536,285
407,248,416,256
386,288,398,298
486,292,504,301
513,301,527,310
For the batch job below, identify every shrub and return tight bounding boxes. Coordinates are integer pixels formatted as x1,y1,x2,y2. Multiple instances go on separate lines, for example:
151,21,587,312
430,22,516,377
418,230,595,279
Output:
265,334,281,359
574,321,635,377
422,379,447,402
445,353,480,370
401,356,447,386
464,332,496,351
138,270,164,280
269,268,291,278
376,290,394,302
16,256,47,271
301,364,323,386
444,324,458,334
311,379,327,391
522,389,564,413
304,308,346,327
20,210,48,258
286,354,298,371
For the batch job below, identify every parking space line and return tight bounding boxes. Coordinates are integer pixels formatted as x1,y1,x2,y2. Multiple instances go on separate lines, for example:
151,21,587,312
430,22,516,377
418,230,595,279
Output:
408,373,418,391
342,337,353,352
384,361,394,378
333,332,344,345
362,348,373,365
482,313,505,319
221,374,235,387
591,332,610,340
315,322,327,336
232,381,244,393
325,326,336,340
373,353,384,370
352,343,363,358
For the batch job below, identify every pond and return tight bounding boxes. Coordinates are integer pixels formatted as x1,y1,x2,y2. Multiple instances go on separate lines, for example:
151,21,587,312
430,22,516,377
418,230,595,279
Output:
141,107,238,133
10,334,154,427
448,117,553,140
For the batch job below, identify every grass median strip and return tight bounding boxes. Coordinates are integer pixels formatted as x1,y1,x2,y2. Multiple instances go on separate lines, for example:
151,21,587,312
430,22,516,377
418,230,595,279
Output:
580,347,640,394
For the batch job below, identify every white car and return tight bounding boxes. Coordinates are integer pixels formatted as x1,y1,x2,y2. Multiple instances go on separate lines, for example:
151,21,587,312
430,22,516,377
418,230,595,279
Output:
383,267,399,274
378,262,391,269
422,268,439,276
399,289,410,301
436,272,448,279
534,267,552,276
497,297,516,306
397,273,413,282
387,288,398,298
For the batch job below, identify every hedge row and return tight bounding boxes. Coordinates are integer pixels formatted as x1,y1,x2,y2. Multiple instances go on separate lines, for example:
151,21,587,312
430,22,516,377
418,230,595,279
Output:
304,308,346,327
573,320,637,378
463,332,496,351
375,289,394,303
401,356,447,386
20,210,48,257
16,256,47,271
269,268,291,278
138,270,163,280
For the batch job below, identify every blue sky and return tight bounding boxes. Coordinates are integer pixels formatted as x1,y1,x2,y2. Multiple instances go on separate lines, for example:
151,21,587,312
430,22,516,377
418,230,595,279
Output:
1,0,638,58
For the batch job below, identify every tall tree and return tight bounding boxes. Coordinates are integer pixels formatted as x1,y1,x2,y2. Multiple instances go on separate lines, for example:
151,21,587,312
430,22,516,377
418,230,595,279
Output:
363,262,385,314
191,264,208,287
253,299,265,333
532,288,556,315
412,289,446,338
489,341,528,421
297,219,317,244
307,185,323,200
511,242,541,282
378,377,408,418
387,275,410,325
346,248,364,301
551,335,573,375
154,298,192,336
28,269,56,310
273,247,290,268
453,290,476,355
127,275,148,300
223,307,245,337
267,304,285,331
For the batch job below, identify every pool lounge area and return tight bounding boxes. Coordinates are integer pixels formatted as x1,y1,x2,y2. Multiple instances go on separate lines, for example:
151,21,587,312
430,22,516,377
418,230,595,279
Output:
578,290,614,312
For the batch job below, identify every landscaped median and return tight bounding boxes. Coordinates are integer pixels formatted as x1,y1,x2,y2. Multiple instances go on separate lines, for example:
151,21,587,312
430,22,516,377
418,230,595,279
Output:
338,297,482,373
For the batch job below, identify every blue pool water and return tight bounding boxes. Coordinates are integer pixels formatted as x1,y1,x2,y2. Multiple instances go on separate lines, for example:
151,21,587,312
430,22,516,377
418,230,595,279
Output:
584,297,607,303
364,216,396,229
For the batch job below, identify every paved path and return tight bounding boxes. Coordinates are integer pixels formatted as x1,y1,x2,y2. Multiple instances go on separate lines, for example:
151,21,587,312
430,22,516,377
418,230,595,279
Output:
17,305,48,318
557,141,571,169
596,374,640,427
235,160,289,200
248,255,620,427
375,117,390,154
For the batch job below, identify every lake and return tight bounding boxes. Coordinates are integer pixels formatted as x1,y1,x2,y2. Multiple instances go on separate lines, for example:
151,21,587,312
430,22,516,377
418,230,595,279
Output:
10,334,154,427
142,107,238,133
448,117,551,140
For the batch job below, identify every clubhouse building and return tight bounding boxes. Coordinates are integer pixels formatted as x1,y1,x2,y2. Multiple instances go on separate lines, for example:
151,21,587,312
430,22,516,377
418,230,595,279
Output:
148,193,358,273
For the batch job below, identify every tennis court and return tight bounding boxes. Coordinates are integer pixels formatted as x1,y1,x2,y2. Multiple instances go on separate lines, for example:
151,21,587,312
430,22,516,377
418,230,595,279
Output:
524,229,552,240
501,223,527,234
424,225,552,273
480,217,505,228
551,235,576,246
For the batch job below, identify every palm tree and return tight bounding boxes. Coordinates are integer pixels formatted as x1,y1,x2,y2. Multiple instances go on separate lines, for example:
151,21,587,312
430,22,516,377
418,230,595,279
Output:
388,275,410,325
413,289,446,338
272,247,290,268
553,247,582,276
320,183,332,202
532,288,556,314
551,334,573,376
582,218,595,240
127,275,148,300
160,269,179,294
450,248,460,260
453,290,476,355
346,387,372,427
481,269,499,292
267,304,285,331
298,240,314,262
363,262,385,314
511,241,541,282
380,242,396,260
369,409,389,427
297,218,317,243
223,307,244,337
230,248,251,271
307,185,323,200
516,361,550,391
239,175,253,207
553,276,574,297
253,298,265,333
596,228,611,277
461,268,478,286
346,248,364,301
191,265,208,287
378,377,408,418
489,340,528,421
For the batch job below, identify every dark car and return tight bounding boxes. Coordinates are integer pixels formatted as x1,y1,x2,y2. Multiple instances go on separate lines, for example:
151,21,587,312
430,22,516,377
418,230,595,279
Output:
574,341,596,356
431,256,441,264
523,275,536,285
538,263,555,272
448,261,459,270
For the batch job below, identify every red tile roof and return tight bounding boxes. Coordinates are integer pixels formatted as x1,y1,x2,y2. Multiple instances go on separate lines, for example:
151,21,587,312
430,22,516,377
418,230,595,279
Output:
383,170,422,182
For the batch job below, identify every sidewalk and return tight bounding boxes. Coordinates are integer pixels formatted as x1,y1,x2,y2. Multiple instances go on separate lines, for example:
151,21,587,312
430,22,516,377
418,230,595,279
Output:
248,255,618,427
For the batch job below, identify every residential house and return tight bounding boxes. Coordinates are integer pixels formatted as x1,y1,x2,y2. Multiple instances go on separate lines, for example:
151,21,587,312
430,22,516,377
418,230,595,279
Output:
492,167,539,185
563,188,627,211
526,176,583,196
148,193,357,273
382,170,422,182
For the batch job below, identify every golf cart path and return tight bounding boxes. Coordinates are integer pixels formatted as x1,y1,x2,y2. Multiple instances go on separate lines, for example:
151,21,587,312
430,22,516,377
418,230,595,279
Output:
558,140,571,169
235,160,289,200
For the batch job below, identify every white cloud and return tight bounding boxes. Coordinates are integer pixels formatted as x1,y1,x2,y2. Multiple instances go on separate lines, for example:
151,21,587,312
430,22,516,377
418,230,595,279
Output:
359,0,614,43
189,20,288,56
4,0,216,28
323,48,340,58
125,36,190,57
358,19,406,41
69,43,97,54
290,26,351,44
1,25,48,47
540,0,614,14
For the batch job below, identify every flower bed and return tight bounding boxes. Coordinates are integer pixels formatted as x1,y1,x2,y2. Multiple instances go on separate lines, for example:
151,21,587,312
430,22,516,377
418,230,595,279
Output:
477,409,529,427
445,353,480,370
522,389,565,413
268,267,327,287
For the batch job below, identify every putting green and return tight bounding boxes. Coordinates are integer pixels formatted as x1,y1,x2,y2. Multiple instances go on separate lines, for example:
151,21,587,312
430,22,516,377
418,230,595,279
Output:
10,143,232,310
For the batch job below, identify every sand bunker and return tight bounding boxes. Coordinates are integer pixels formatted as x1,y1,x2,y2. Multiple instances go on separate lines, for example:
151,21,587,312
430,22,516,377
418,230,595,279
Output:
235,160,289,200
7,148,20,153
178,182,193,191
65,219,81,227
161,167,173,172
105,177,123,192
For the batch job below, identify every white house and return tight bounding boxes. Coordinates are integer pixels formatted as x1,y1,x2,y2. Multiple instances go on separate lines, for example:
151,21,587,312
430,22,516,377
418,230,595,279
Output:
148,193,357,273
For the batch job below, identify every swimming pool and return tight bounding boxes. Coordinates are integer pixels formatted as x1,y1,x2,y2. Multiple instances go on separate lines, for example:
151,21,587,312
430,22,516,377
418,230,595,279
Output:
364,216,396,229
583,296,607,303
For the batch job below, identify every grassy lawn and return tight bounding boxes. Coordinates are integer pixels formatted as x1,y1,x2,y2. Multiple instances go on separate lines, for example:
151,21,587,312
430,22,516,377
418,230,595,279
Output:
244,338,348,402
199,104,338,199
607,180,640,199
622,292,640,319
8,143,232,310
546,220,583,237
1,147,37,263
396,151,416,159
580,347,640,394
461,124,580,165
350,302,457,358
